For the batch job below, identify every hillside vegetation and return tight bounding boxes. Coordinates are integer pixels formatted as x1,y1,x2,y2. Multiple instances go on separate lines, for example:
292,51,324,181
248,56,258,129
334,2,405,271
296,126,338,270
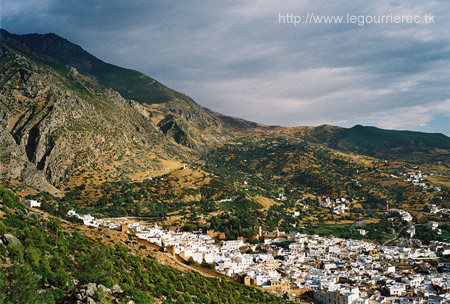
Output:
327,125,450,160
1,29,450,245
0,185,291,304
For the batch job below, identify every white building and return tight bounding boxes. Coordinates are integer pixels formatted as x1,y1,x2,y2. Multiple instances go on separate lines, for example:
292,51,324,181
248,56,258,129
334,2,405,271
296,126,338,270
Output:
406,226,415,238
357,229,367,236
24,200,41,208
333,204,348,215
222,240,244,251
387,284,406,296
67,210,99,227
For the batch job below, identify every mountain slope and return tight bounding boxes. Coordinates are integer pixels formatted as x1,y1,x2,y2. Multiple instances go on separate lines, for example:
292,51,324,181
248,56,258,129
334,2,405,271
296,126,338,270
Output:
0,29,184,104
0,30,245,190
1,29,450,195
0,29,237,150
0,33,174,191
328,125,450,158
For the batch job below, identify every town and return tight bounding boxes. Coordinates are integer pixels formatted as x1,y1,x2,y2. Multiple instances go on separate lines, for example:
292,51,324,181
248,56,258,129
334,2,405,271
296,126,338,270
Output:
65,210,450,304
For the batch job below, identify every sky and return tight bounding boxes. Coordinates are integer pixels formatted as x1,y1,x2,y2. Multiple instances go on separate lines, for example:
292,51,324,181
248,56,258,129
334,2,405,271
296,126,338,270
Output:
1,0,450,135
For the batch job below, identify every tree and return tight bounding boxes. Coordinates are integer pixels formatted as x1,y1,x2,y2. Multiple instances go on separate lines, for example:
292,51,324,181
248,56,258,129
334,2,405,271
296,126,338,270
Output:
3,265,43,303
53,268,69,288
25,246,40,268
7,244,24,263
79,244,114,286
31,227,45,247
0,221,6,235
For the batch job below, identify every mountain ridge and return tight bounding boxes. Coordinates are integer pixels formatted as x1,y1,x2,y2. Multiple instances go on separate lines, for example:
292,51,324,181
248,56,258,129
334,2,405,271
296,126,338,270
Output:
1,29,450,193
327,124,450,160
2,28,449,137
0,29,186,104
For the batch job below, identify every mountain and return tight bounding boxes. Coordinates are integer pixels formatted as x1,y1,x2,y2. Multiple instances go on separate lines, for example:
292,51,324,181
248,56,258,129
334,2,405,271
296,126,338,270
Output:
1,29,450,194
327,125,450,159
0,29,185,104
0,29,244,191
1,31,164,191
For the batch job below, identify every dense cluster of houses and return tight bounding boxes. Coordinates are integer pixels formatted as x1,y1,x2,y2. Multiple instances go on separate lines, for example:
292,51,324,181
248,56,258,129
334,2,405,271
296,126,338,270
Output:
236,233,449,303
403,171,428,189
91,217,450,304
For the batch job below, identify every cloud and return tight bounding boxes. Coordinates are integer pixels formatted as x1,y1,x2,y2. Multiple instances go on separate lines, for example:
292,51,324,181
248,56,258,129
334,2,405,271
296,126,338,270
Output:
1,0,450,135
366,99,450,131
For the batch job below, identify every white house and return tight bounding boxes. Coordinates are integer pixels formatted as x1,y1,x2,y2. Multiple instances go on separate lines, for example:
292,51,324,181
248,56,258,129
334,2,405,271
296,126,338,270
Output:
81,214,99,227
426,222,439,230
24,200,41,208
67,210,99,227
406,225,415,238
357,229,367,236
387,284,406,296
67,210,79,217
222,240,244,251
333,204,348,215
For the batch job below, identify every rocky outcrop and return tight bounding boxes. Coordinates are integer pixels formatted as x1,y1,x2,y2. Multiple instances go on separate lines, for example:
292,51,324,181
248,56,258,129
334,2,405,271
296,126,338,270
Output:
0,38,171,189
158,114,193,148
71,283,124,304
3,234,21,245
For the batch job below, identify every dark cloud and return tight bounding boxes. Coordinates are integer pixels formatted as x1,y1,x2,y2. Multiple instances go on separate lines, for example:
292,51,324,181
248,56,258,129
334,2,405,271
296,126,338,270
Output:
2,0,449,134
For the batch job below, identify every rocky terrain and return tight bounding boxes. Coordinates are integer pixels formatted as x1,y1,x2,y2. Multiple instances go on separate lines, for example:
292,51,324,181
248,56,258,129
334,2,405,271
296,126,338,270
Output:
0,30,239,192
2,29,450,195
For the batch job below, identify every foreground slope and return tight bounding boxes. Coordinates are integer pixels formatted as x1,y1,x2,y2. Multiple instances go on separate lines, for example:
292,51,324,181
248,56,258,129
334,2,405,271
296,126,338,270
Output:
0,185,291,303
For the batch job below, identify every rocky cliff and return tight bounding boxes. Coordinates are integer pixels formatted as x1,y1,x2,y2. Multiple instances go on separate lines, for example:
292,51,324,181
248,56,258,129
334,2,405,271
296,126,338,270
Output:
0,30,236,191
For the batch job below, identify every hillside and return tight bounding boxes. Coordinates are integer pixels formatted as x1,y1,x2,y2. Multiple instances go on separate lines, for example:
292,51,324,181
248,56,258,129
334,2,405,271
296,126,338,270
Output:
0,29,239,192
0,185,291,304
0,30,267,134
0,29,185,104
0,29,257,143
1,30,450,246
327,125,450,160
0,32,168,191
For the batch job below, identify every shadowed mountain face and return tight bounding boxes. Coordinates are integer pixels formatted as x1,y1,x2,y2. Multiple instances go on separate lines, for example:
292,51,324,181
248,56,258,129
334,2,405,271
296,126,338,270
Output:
1,29,450,192
325,125,450,160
